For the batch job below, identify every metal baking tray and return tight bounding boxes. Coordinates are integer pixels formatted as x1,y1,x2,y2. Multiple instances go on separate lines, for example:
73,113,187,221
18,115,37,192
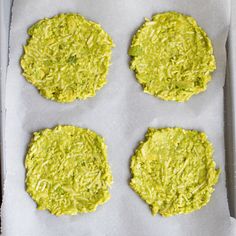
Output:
1,0,235,222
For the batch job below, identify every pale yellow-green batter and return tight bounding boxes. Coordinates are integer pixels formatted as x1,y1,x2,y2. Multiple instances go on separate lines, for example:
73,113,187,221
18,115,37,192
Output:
25,125,113,216
129,12,216,102
21,13,114,103
130,128,220,217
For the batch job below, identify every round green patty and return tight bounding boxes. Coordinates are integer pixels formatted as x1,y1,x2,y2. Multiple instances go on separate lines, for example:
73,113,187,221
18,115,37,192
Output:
130,128,220,217
21,13,114,103
25,125,112,216
129,12,216,102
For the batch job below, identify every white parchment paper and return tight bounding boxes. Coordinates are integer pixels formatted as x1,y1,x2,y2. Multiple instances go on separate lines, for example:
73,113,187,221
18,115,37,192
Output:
2,0,236,235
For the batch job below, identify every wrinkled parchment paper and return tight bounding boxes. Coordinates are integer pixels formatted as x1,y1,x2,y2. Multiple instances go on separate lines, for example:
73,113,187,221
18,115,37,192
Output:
2,0,236,235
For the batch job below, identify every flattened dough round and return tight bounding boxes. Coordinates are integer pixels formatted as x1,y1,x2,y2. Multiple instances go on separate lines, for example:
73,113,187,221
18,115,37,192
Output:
130,128,220,217
129,12,216,102
21,13,114,103
25,125,113,216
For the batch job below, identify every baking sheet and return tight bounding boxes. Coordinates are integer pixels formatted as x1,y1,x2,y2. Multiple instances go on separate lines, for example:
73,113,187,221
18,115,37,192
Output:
225,0,236,217
2,0,236,235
